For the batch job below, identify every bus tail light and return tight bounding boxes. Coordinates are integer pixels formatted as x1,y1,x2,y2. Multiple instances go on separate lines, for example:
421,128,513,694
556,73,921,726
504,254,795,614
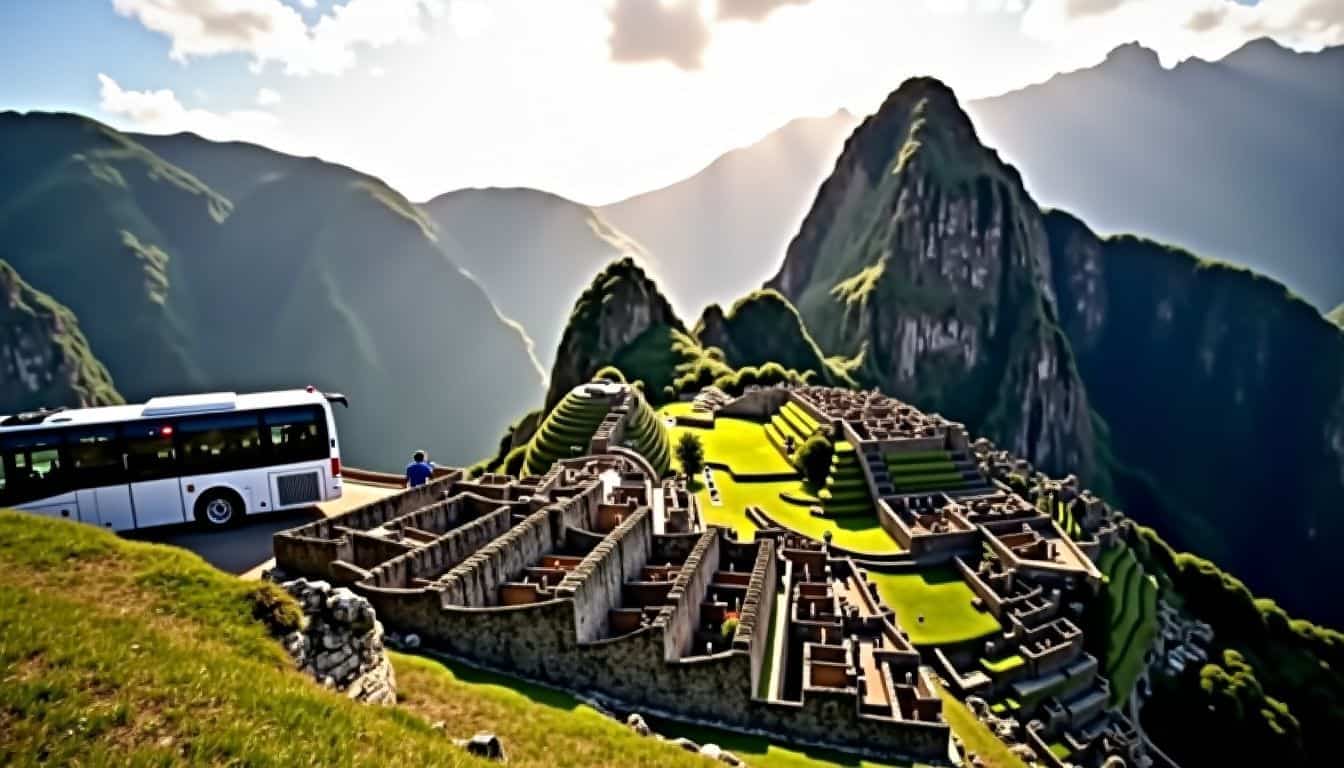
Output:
331,457,342,477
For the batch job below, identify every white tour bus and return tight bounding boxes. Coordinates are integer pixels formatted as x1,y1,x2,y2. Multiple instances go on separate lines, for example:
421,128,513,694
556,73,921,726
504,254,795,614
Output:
0,387,347,531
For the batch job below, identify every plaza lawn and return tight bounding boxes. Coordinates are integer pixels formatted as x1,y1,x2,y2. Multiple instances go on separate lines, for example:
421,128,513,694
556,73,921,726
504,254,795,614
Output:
695,472,899,554
868,567,1001,646
662,409,796,477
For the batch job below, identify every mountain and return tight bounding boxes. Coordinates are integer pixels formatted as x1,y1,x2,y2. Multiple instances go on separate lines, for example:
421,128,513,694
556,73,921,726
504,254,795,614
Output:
599,111,859,317
694,290,857,388
0,112,543,469
419,188,655,369
543,257,688,411
766,78,1102,485
1329,303,1344,328
1045,209,1344,625
0,260,121,412
597,40,1342,319
968,38,1344,311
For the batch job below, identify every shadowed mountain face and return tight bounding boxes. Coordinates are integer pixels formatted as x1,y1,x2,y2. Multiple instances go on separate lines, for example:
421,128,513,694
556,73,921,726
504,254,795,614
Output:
970,38,1344,311
0,113,544,469
763,75,1344,627
420,187,656,369
599,111,859,317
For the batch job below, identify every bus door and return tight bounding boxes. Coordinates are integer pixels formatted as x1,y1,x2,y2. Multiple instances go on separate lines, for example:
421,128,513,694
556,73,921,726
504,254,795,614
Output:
122,423,187,527
66,427,134,531
0,432,79,522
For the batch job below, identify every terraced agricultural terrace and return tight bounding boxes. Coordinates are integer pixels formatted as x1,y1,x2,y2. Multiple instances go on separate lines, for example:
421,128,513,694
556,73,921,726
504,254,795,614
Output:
268,383,1159,768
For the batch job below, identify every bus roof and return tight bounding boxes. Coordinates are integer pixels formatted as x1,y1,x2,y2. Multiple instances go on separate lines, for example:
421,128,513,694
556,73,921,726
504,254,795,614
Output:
0,389,333,433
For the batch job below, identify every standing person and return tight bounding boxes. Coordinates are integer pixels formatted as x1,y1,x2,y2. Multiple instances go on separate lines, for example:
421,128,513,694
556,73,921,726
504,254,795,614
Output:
405,450,435,488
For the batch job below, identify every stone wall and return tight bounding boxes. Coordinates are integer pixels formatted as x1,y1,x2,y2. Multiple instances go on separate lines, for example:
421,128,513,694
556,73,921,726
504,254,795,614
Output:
438,506,559,607
730,537,778,693
659,529,722,660
273,474,459,578
558,507,654,643
719,387,790,420
361,507,514,590
280,578,396,705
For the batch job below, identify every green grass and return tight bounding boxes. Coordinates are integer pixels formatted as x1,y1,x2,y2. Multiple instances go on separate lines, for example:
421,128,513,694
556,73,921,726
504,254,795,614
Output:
661,404,897,554
934,683,1028,768
1097,543,1160,704
868,567,1001,646
525,390,612,474
662,407,796,478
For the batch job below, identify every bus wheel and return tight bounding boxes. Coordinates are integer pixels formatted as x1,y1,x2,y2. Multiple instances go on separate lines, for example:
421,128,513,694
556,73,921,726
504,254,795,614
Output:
195,489,243,528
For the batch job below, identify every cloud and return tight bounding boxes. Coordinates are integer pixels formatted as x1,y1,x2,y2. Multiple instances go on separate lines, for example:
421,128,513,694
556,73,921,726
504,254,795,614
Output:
607,0,711,70
1059,0,1128,18
111,0,444,76
256,87,283,105
715,0,814,22
98,73,280,142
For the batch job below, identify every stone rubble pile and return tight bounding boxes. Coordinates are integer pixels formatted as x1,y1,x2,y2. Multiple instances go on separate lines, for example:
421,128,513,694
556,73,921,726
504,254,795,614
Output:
280,578,396,705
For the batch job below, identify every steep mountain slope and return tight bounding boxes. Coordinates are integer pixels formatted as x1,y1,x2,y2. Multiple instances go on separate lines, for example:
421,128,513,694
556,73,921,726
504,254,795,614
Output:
1329,304,1344,328
1046,209,1344,625
0,261,121,412
693,290,856,388
544,258,687,411
0,113,543,469
970,38,1344,310
599,111,858,316
419,188,655,369
766,78,1101,484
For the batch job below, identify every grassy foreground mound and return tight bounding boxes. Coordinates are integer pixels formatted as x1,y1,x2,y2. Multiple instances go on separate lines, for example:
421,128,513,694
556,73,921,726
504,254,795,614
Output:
0,511,721,767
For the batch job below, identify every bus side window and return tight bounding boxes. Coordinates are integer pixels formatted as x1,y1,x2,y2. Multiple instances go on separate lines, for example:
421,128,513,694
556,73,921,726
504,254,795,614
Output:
68,428,125,488
0,432,69,502
122,425,177,481
264,407,325,464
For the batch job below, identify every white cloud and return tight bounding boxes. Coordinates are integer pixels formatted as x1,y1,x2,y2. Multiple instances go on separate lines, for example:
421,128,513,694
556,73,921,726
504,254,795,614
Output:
369,65,387,77
256,87,283,105
111,0,445,76
448,0,493,38
98,73,281,144
298,0,317,8
607,0,711,70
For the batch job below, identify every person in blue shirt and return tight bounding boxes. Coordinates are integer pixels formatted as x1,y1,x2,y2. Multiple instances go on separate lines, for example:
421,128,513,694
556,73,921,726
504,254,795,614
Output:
405,450,435,488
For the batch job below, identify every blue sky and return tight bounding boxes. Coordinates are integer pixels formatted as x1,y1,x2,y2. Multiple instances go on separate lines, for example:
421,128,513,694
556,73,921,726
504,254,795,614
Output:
0,0,1335,204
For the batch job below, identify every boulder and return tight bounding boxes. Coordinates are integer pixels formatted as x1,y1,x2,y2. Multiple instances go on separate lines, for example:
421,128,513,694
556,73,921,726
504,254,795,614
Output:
464,732,506,761
671,737,700,753
626,712,651,737
699,743,722,759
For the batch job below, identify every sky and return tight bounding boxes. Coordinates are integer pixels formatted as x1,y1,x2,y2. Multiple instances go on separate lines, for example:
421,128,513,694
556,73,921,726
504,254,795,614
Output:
1,0,1341,205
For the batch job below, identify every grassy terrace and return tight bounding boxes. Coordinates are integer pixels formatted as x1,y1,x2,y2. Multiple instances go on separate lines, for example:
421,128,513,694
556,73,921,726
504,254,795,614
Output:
661,404,900,555
868,566,1001,646
524,389,611,475
1097,544,1160,704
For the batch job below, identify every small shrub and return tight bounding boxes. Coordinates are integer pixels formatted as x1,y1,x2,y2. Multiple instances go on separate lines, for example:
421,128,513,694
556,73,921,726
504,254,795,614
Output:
721,616,740,640
247,582,303,635
676,432,706,476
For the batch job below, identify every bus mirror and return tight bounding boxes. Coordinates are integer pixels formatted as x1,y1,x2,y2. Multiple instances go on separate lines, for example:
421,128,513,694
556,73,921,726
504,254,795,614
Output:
324,393,349,409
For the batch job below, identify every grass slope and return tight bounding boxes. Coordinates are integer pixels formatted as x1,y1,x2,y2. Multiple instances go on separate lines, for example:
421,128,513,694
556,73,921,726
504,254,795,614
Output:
0,510,736,767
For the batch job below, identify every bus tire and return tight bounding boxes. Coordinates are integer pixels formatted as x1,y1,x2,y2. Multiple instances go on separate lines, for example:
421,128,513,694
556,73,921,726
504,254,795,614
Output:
195,489,244,528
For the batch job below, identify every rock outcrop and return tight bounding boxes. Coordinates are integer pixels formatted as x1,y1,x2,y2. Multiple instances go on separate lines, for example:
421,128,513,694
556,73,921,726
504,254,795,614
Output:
0,260,121,413
766,77,1099,482
280,578,396,705
543,257,685,411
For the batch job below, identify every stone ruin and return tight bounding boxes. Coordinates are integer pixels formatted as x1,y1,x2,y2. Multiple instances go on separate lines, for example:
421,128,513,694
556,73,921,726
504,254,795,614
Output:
278,577,396,705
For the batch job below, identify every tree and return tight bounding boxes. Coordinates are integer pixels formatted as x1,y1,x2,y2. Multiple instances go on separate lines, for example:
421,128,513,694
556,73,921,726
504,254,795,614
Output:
676,432,705,477
793,429,834,487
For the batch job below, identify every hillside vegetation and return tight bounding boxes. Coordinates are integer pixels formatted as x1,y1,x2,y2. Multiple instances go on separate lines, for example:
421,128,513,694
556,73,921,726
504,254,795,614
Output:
0,112,543,469
0,510,724,767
